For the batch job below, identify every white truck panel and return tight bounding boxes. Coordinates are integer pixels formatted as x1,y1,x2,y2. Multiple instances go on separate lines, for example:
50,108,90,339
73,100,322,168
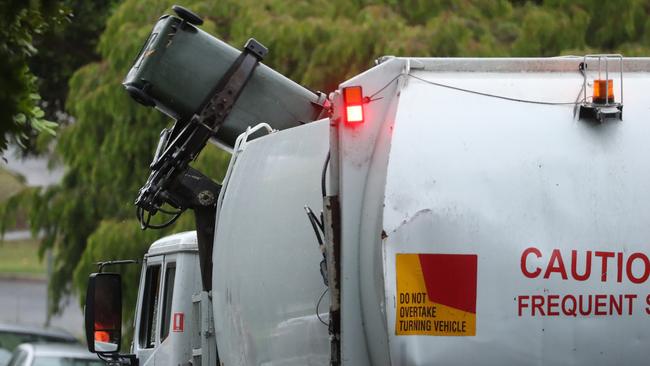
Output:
378,62,650,365
212,121,330,365
334,58,407,366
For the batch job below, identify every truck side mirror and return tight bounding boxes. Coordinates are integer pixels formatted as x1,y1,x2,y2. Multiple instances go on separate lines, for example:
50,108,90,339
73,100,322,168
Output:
85,273,122,353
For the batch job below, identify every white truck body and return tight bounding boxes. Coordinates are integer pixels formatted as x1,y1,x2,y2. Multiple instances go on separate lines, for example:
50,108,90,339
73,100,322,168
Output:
212,121,331,365
131,56,650,366
342,57,650,365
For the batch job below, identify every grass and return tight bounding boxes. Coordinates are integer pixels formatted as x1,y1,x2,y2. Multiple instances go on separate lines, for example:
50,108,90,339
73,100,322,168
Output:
0,238,46,278
0,167,41,279
0,167,24,202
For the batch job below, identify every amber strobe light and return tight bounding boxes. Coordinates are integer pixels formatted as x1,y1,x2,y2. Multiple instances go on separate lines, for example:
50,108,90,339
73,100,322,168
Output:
593,79,615,104
343,86,364,123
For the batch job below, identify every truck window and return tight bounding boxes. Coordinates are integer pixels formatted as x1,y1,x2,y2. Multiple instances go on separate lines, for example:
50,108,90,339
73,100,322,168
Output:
139,264,161,348
160,262,176,341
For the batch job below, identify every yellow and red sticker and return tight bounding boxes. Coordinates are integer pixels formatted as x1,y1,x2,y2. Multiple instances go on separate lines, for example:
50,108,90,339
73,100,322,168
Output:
396,253,477,336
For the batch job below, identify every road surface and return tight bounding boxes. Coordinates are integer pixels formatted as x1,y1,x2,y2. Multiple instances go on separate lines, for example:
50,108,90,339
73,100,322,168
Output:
0,278,83,339
1,146,63,187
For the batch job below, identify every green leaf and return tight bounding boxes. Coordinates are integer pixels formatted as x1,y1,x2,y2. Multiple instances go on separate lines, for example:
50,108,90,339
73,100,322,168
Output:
14,113,27,124
32,107,45,118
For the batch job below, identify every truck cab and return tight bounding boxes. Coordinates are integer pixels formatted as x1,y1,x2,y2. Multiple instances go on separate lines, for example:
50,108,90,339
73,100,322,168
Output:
132,231,202,366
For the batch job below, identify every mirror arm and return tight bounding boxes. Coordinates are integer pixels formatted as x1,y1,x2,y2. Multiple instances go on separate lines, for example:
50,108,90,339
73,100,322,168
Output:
96,259,140,273
97,353,138,366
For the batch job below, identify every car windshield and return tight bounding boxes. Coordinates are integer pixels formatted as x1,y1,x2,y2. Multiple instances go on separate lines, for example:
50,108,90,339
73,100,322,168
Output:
32,357,102,366
0,349,11,366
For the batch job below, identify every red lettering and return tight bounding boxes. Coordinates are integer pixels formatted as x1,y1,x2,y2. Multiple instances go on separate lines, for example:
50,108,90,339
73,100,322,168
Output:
521,247,542,278
624,294,637,315
579,295,592,315
521,248,650,284
518,295,529,316
571,250,591,281
594,294,607,315
617,252,624,283
547,295,560,316
626,253,650,284
532,295,545,316
594,251,615,282
562,295,578,317
609,294,622,315
544,249,568,280
646,294,650,315
517,293,642,317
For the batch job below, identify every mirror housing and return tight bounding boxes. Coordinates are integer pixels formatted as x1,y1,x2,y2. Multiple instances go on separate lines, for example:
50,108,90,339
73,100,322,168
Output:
85,273,122,353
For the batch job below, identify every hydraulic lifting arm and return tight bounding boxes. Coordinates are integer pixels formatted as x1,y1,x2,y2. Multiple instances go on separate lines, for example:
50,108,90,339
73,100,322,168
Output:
134,38,268,291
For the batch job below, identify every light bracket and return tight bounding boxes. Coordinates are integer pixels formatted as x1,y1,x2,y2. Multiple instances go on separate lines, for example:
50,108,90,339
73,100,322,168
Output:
579,54,624,123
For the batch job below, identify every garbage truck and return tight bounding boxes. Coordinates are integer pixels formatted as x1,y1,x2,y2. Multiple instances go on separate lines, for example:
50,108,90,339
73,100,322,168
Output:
83,5,650,366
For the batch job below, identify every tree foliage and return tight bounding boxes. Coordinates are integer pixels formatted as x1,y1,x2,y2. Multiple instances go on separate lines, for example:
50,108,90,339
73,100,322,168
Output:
0,0,118,156
31,1,120,128
2,0,650,342
0,0,67,155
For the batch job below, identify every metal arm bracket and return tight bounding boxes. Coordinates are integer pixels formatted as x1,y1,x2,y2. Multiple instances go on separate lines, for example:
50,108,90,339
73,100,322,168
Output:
135,39,268,292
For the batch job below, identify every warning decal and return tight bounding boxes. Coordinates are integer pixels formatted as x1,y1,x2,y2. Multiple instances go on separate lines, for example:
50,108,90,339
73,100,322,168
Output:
173,312,184,332
396,253,477,336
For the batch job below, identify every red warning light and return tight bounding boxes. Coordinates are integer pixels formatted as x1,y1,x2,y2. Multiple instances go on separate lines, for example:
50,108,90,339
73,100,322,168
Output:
343,86,364,123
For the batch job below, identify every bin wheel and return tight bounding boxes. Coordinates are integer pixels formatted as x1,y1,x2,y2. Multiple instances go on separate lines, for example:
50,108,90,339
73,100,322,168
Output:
172,5,204,26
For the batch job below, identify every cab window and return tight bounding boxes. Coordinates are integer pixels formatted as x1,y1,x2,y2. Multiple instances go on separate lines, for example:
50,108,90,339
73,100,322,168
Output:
160,262,176,341
138,264,161,348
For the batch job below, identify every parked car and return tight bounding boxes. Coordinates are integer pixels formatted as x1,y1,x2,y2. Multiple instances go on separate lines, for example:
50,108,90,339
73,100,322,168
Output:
5,344,103,366
0,324,77,366
0,350,10,366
